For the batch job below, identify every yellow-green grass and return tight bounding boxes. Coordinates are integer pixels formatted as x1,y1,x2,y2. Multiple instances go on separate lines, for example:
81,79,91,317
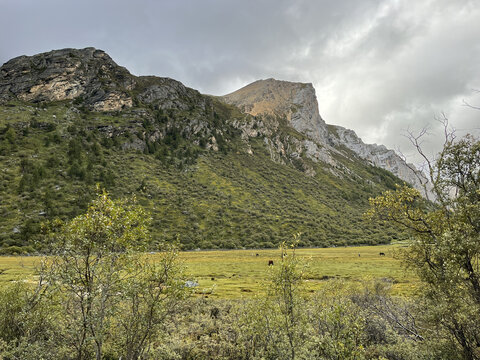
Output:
0,244,418,298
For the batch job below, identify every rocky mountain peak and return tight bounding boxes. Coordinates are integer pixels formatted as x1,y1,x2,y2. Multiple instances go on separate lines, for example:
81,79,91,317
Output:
222,78,328,143
223,79,432,198
0,47,206,113
0,47,136,111
0,48,432,198
327,125,432,198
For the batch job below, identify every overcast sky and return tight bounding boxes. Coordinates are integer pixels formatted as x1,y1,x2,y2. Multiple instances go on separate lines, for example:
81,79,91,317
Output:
1,0,479,164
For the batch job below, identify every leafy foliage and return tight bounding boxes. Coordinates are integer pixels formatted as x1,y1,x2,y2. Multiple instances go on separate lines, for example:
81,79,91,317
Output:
0,235,450,360
368,133,480,359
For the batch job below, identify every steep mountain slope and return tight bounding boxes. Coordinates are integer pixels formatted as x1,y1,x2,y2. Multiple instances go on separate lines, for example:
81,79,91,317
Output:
222,79,430,197
0,48,408,252
327,125,430,195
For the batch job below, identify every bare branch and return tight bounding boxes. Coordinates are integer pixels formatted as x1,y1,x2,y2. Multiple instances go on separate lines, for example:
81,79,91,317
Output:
462,99,480,111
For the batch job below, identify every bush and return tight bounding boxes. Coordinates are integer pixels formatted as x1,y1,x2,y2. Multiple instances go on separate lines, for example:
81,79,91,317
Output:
0,245,33,255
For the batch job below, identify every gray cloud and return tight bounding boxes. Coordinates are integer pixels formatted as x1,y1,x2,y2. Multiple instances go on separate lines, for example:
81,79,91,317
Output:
1,0,479,164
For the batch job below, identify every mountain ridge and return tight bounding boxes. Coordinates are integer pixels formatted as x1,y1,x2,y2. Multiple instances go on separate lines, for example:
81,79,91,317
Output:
0,47,429,195
0,48,410,251
222,77,431,197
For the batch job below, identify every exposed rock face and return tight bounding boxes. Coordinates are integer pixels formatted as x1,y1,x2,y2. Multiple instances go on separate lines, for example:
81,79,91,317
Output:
223,78,328,143
137,76,205,111
223,78,431,196
92,92,133,112
0,47,135,111
328,125,432,197
0,47,205,113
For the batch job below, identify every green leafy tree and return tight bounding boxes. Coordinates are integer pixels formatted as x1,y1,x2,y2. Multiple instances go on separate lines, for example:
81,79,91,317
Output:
111,247,187,360
45,190,150,360
367,129,480,360
0,269,63,360
237,237,309,359
1,190,186,360
269,238,308,360
311,291,366,360
4,126,16,144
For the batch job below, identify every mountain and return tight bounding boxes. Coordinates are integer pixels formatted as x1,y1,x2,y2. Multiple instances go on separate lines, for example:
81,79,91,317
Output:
0,48,409,253
222,79,430,197
223,78,328,144
0,47,208,112
327,125,431,196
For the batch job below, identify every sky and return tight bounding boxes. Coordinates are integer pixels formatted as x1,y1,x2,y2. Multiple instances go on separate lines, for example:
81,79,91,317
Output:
1,0,479,164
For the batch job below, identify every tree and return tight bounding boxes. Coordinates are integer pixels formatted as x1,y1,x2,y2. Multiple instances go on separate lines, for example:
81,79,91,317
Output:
236,237,309,360
367,128,480,359
310,282,366,360
44,189,185,360
111,247,187,360
269,238,307,360
45,190,149,360
0,276,61,360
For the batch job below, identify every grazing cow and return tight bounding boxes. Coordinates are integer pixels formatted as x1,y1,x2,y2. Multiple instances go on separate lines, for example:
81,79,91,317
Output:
256,253,259,256
379,252,386,256
268,260,274,266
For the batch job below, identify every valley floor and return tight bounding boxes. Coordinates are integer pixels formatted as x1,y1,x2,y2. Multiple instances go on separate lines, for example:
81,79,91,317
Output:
0,243,417,298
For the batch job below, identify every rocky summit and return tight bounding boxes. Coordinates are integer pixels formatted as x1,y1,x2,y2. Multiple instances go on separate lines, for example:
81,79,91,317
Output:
0,47,418,251
223,78,430,197
223,79,328,144
0,47,428,194
0,47,206,112
0,48,134,110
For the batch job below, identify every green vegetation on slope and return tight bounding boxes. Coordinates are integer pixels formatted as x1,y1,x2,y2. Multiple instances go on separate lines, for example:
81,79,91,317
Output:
0,100,408,251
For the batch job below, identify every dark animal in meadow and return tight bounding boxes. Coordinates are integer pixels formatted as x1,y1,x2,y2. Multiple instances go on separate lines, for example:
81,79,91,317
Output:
256,253,259,256
379,252,386,256
268,260,274,266
210,307,220,319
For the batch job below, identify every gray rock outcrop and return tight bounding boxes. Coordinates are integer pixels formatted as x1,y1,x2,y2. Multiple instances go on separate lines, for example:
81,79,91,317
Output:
0,47,205,112
0,47,135,111
223,78,328,143
223,78,431,196
328,125,431,197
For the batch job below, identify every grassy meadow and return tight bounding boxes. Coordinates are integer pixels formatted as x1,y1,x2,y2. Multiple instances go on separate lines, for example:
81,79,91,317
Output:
0,243,418,298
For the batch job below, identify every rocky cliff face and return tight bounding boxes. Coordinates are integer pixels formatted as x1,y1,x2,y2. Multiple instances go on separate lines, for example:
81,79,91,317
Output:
223,78,328,144
0,48,135,111
328,125,431,196
0,47,205,113
223,78,431,196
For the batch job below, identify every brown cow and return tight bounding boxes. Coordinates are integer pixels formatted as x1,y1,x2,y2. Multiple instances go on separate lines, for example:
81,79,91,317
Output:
268,260,274,266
